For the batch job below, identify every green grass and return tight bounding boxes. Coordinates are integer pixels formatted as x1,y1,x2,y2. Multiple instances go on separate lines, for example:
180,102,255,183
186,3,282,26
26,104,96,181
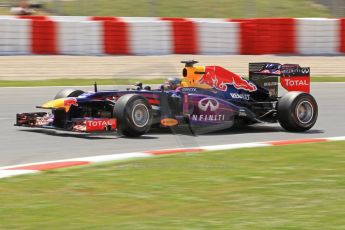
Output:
310,76,345,82
1,141,345,229
44,0,330,18
0,76,343,87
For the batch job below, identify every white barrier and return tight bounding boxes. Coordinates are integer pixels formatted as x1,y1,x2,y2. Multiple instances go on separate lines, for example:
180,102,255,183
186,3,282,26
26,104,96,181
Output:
128,21,172,55
0,17,343,55
196,21,239,54
82,21,103,55
0,18,30,55
297,18,340,55
57,21,85,55
57,20,103,55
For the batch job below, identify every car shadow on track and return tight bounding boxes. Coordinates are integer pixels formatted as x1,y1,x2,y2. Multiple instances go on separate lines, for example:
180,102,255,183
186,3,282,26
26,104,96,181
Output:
150,125,324,136
19,129,159,140
204,125,282,135
18,125,324,139
19,129,119,139
205,126,324,136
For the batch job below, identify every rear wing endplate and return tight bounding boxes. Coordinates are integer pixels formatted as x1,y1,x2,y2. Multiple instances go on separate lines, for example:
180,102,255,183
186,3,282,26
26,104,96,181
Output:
249,63,310,96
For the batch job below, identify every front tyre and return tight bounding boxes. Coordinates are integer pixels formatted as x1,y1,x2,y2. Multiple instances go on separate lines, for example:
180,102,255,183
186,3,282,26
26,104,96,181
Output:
114,94,153,137
277,92,318,132
54,88,85,99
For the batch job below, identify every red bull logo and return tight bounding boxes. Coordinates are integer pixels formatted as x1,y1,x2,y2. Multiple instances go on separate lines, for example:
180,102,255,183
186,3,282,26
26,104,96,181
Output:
199,66,257,92
64,98,78,107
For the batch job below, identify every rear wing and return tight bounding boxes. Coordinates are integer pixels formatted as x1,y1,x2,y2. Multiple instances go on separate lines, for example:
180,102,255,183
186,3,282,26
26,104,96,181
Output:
249,63,310,97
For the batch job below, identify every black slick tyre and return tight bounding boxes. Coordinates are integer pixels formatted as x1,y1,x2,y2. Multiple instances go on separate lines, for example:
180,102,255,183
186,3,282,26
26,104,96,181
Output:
54,89,85,99
277,91,318,132
114,94,153,137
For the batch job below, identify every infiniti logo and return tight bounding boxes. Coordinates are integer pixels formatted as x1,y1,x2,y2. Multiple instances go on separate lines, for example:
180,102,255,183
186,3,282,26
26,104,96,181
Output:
198,98,219,112
301,68,310,74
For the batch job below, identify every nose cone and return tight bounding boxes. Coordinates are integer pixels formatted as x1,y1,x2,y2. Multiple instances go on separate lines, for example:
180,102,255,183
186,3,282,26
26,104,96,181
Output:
41,98,77,112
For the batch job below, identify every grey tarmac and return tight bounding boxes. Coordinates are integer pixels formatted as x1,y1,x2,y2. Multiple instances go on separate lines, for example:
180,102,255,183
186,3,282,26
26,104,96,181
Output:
1,55,345,80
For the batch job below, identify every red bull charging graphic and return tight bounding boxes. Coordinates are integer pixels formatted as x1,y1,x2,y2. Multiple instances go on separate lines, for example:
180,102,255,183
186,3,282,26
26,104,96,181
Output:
199,66,257,92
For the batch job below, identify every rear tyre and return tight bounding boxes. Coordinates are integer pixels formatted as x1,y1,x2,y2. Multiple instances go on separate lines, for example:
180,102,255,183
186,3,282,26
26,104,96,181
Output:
54,88,85,99
114,94,152,137
277,92,318,132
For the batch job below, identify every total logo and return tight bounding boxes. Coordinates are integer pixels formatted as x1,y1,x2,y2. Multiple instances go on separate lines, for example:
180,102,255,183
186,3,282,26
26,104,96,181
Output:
87,120,114,127
198,98,219,112
283,79,309,86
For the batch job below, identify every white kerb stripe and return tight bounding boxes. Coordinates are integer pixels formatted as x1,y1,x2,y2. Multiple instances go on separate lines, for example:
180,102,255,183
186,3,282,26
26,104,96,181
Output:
325,136,345,141
73,152,152,163
0,170,37,179
201,142,270,151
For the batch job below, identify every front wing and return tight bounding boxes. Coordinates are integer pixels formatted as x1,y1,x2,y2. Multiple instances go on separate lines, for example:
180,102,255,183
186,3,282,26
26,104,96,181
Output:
15,112,117,133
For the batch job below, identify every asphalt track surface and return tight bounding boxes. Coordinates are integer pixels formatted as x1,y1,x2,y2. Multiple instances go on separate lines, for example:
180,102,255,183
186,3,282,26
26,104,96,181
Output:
0,83,344,167
1,55,345,80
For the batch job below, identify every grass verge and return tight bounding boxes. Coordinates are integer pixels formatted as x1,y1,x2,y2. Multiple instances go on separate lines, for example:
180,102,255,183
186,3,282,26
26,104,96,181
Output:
1,141,345,229
310,76,345,82
44,0,330,18
0,76,344,87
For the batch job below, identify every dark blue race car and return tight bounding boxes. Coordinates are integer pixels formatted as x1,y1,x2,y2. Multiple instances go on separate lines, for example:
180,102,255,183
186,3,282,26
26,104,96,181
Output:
16,61,318,137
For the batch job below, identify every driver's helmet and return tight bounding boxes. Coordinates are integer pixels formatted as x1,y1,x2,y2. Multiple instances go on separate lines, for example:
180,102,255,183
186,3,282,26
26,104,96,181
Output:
163,77,181,90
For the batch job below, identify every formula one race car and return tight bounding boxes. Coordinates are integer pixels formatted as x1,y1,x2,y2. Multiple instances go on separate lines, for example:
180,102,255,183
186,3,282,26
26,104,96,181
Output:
16,61,318,137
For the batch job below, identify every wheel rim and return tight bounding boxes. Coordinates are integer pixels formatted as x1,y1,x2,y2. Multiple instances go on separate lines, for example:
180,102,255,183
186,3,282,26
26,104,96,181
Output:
131,103,149,128
296,100,314,124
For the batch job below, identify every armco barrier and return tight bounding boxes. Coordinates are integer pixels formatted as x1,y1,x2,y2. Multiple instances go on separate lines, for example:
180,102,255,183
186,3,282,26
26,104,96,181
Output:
0,16,344,55
103,20,129,55
231,19,256,55
161,18,198,54
31,20,57,54
91,17,129,55
256,18,295,54
340,18,345,53
230,18,295,54
17,15,57,54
